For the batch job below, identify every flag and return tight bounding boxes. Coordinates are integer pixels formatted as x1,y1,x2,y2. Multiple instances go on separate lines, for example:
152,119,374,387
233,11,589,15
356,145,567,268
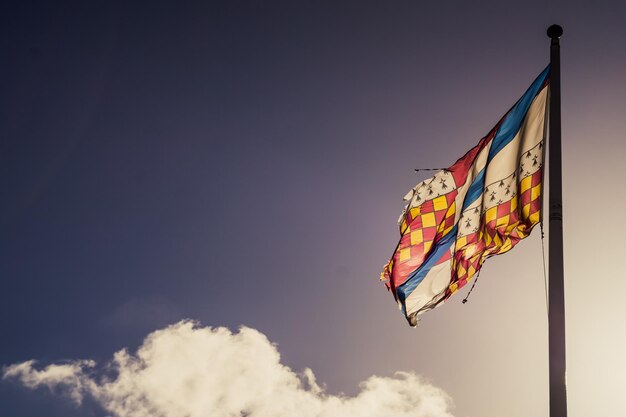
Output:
381,66,550,327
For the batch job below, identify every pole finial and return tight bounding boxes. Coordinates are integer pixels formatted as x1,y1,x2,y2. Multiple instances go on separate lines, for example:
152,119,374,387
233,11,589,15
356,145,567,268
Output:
547,24,563,39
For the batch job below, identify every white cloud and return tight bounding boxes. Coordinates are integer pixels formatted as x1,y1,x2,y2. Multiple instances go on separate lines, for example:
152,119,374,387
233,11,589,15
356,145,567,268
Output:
3,321,455,417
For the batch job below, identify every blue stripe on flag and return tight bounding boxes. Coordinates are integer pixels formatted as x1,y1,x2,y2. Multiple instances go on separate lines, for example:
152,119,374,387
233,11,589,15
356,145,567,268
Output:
396,224,458,302
461,167,485,211
487,65,550,160
460,65,549,212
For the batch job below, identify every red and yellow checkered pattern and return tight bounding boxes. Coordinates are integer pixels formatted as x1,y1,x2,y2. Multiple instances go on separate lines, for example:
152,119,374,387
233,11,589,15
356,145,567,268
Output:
447,169,543,297
383,191,458,291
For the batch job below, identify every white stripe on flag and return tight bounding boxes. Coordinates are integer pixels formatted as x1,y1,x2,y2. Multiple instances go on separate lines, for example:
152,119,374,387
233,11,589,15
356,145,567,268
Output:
404,247,453,317
483,85,548,188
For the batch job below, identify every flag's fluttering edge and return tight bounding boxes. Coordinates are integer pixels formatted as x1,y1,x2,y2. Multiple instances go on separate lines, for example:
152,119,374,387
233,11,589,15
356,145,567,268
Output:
381,66,550,327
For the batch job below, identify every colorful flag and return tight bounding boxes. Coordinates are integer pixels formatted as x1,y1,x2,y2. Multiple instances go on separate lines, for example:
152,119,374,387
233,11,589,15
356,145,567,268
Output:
381,66,550,326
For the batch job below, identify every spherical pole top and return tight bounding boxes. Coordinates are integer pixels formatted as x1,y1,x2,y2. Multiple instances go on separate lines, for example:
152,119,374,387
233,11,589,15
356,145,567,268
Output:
547,24,563,39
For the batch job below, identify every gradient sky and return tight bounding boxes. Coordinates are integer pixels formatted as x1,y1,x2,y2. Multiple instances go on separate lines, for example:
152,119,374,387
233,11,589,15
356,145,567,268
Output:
2,1,626,416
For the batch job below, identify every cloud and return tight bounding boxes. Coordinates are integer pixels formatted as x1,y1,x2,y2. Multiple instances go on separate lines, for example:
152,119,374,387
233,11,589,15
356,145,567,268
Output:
3,321,455,417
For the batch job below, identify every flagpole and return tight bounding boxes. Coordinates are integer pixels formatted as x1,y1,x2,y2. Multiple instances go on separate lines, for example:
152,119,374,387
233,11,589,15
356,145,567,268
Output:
547,24,567,417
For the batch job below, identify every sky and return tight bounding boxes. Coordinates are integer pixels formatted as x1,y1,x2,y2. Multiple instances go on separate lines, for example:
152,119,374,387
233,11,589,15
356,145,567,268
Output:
2,1,626,416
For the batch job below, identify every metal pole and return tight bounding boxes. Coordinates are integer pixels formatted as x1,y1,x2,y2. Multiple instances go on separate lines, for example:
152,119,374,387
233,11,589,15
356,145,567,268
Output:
547,24,567,417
